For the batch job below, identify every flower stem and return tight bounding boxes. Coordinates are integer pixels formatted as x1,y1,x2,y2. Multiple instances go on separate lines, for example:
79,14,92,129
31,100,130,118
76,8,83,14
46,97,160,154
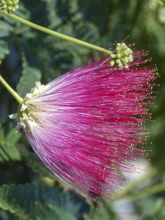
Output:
112,168,156,201
0,75,23,105
126,183,165,201
8,14,112,55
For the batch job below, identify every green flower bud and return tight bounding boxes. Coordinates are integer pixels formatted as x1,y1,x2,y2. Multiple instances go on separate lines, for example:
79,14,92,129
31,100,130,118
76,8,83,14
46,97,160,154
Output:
0,0,19,14
110,43,133,68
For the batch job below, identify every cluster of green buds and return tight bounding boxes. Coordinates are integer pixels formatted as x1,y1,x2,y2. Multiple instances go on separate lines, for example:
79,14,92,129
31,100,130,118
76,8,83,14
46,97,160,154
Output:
110,43,133,68
0,0,19,14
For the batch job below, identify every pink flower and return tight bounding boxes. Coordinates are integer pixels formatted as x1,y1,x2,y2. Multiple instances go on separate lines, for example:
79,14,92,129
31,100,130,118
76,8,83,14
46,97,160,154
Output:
19,50,157,199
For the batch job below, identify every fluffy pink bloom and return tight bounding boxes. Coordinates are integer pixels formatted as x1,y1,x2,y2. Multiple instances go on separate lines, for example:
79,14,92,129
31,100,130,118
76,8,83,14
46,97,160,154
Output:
19,51,157,199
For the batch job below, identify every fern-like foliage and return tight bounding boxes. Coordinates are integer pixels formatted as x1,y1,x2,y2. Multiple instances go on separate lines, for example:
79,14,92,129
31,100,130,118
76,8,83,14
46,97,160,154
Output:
0,184,76,220
25,153,54,179
0,125,21,163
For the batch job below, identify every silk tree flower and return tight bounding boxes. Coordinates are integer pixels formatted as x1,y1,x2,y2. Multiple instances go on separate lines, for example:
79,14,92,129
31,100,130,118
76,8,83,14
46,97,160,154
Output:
18,46,157,199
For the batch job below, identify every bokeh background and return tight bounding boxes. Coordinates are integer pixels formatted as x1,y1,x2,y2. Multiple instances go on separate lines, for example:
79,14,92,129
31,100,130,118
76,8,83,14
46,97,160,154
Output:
0,0,165,219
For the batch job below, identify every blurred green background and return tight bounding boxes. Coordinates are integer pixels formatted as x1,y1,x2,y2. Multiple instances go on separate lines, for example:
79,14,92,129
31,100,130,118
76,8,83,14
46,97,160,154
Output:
0,0,165,219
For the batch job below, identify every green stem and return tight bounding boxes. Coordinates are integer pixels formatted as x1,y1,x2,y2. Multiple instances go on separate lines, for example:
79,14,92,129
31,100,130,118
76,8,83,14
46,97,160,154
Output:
8,14,112,55
126,183,165,201
0,75,23,105
112,168,156,201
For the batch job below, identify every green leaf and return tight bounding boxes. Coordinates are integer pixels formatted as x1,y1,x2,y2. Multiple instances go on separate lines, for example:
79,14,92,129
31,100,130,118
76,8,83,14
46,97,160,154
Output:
0,21,13,38
26,153,54,179
17,56,42,97
88,200,118,220
0,41,9,64
158,0,165,6
0,184,76,220
0,126,21,163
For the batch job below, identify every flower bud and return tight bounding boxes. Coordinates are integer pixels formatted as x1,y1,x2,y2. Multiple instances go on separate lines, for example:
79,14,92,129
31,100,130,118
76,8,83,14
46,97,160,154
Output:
110,43,133,68
0,0,19,14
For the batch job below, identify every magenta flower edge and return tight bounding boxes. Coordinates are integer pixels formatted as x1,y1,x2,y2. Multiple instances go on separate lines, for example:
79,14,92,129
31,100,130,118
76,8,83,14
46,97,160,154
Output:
19,50,157,199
